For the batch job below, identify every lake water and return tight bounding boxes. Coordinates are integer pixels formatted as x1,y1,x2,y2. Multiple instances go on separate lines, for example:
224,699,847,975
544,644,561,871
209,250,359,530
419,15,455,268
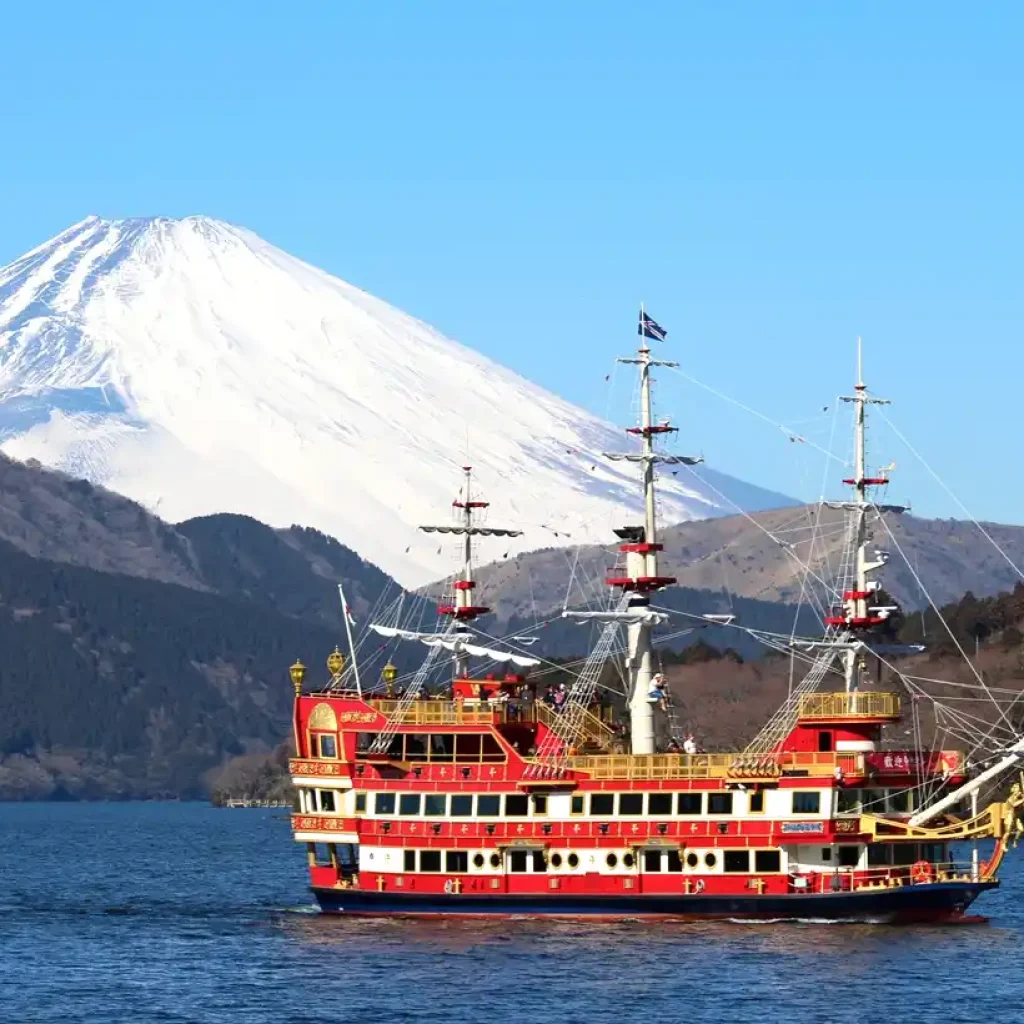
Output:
0,802,1021,1024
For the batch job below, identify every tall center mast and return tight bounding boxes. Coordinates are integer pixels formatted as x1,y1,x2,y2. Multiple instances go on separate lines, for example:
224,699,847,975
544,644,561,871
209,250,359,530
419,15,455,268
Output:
824,339,905,691
420,466,522,679
602,310,702,754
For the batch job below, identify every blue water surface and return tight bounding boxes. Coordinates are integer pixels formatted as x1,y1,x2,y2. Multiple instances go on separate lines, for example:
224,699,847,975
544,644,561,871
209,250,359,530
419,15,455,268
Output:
0,802,1020,1024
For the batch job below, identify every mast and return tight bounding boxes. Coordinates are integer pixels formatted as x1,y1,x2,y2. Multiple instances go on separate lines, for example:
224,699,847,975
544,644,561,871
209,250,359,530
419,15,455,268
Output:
824,338,905,691
602,310,701,754
419,467,522,680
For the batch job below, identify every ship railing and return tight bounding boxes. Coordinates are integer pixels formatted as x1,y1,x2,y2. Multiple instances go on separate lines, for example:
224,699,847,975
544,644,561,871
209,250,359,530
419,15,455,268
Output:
535,702,616,750
559,751,867,781
795,861,978,894
366,698,530,727
797,691,901,720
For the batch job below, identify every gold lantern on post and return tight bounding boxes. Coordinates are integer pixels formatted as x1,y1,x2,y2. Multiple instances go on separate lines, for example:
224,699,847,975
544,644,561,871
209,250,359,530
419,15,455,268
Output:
289,659,307,696
327,646,346,685
382,662,398,698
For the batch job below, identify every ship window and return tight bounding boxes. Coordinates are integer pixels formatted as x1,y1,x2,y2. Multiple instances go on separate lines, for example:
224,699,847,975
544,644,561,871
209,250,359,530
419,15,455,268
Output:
567,853,580,868
817,731,833,753
887,789,912,813
481,735,506,762
446,851,469,872
424,794,447,816
473,853,485,868
404,734,428,760
311,843,334,867
505,794,529,816
893,844,919,867
374,793,396,815
477,795,500,817
643,850,662,872
532,794,548,815
623,853,635,868
590,794,614,816
686,853,699,869
836,789,861,814
749,791,765,813
861,789,885,813
619,793,644,816
755,850,781,873
867,844,893,866
551,853,563,868
532,851,547,872
708,793,733,815
704,853,717,869
450,795,473,817
648,793,673,816
571,795,585,815
354,793,367,813
724,851,750,873
838,845,860,868
336,844,357,869
315,734,338,759
452,734,479,762
821,847,832,862
399,794,422,816
404,849,416,871
677,793,703,815
921,843,945,863
606,853,618,868
666,850,683,873
509,850,529,873
489,853,501,869
317,789,336,812
420,850,442,872
428,734,455,762
792,791,821,814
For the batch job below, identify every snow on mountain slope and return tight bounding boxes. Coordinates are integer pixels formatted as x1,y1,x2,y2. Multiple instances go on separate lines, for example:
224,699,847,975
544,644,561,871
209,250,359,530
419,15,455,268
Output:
0,216,795,586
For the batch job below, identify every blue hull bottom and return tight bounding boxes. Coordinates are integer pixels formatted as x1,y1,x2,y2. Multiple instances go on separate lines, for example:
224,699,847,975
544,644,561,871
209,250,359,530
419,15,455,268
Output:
312,880,995,922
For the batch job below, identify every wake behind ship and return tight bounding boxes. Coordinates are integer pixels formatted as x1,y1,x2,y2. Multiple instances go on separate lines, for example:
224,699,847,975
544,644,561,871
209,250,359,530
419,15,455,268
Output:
286,313,1024,921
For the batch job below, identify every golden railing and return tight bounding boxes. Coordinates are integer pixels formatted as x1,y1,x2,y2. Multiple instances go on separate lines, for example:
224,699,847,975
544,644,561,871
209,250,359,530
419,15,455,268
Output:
798,691,901,720
560,751,866,781
535,702,616,750
367,699,514,726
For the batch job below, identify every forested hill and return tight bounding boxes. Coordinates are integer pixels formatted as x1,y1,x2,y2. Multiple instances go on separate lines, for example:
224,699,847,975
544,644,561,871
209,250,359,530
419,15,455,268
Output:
0,534,348,799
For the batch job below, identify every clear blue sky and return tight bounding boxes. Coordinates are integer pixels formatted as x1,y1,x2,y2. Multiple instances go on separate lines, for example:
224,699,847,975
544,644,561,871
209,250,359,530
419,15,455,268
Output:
1,1,1021,522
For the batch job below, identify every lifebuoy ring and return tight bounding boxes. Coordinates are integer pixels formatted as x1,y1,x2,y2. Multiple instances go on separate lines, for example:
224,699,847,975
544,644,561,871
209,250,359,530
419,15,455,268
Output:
443,879,455,894
911,860,934,884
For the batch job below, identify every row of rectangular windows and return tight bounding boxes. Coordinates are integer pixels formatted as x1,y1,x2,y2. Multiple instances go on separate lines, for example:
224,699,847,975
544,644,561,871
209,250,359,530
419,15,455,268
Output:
307,788,921,818
309,843,787,874
338,790,816,817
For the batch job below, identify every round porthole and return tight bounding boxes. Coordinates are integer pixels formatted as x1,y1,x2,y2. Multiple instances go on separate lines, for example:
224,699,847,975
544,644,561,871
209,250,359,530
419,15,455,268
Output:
567,853,580,868
704,853,717,868
606,853,618,868
623,853,635,868
490,853,501,868
473,853,485,868
551,853,563,868
686,853,699,869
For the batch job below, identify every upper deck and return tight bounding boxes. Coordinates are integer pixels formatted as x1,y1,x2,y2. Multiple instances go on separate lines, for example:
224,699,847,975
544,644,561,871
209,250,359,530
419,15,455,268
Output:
291,691,962,787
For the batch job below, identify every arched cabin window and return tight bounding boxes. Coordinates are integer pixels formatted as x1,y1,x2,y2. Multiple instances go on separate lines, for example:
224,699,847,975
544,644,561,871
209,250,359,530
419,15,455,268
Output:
307,702,339,759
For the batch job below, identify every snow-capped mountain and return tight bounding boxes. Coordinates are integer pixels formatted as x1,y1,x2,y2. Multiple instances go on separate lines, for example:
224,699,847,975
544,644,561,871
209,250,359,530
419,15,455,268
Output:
0,216,794,586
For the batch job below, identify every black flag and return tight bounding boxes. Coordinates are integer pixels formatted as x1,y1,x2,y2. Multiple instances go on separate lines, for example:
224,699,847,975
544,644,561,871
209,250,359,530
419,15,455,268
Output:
638,311,667,341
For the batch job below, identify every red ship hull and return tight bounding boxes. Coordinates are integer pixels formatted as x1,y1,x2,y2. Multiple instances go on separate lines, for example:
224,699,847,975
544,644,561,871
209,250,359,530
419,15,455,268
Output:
311,879,995,923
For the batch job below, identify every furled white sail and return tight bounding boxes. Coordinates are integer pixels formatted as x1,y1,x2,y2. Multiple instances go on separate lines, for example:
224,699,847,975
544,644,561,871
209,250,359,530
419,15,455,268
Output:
368,623,540,667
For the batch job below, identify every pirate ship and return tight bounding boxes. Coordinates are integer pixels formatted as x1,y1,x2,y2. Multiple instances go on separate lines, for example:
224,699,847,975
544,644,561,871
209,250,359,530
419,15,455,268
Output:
287,315,1024,920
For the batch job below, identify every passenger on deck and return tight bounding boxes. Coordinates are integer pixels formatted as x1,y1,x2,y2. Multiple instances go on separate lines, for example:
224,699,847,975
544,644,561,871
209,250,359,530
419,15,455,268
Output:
553,684,568,712
682,733,697,755
647,673,667,711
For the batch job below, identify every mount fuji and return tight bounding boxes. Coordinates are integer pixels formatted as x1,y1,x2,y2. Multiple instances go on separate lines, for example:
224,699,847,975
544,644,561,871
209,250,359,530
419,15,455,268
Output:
0,216,794,586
